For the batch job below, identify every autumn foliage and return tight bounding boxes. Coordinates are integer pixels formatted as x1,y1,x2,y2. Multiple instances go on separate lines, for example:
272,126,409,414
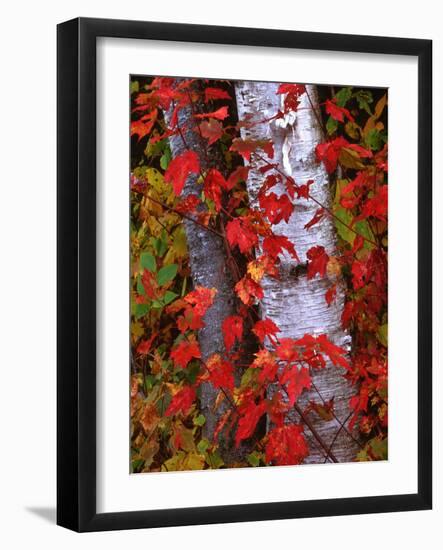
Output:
130,77,388,472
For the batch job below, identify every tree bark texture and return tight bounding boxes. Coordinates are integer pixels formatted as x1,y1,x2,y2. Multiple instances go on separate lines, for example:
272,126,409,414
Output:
235,81,359,463
164,92,239,453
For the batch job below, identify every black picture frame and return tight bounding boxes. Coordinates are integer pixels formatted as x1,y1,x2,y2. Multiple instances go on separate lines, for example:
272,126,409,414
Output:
57,17,432,532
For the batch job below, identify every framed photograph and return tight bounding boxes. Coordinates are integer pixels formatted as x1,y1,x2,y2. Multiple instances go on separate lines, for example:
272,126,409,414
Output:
57,17,432,532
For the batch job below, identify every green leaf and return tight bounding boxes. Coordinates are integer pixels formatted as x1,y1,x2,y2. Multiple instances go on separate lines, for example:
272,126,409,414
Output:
333,205,373,248
151,234,168,257
157,264,178,286
377,323,388,347
247,451,262,467
197,438,210,453
326,116,338,135
354,90,373,115
130,80,139,94
160,145,172,170
356,448,369,461
144,138,166,159
194,414,206,427
144,374,156,392
186,363,200,385
365,128,386,151
333,206,354,244
133,302,149,320
181,276,188,297
163,290,178,305
140,252,156,272
206,450,224,469
334,86,353,107
131,458,144,472
136,275,145,296
369,437,388,460
156,390,171,417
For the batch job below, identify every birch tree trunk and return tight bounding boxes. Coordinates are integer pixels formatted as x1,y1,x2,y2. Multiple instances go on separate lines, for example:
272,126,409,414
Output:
235,81,359,463
164,93,239,455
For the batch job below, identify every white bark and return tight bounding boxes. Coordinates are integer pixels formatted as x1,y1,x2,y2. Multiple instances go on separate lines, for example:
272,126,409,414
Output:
235,82,359,463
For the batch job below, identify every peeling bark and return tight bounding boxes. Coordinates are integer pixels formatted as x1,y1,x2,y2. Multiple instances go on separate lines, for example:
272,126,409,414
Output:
235,81,359,463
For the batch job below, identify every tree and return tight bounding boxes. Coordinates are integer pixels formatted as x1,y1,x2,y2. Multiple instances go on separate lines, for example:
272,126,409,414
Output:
163,82,254,463
235,81,360,462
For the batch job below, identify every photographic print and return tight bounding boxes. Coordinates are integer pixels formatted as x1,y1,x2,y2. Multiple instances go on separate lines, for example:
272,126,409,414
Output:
130,76,388,473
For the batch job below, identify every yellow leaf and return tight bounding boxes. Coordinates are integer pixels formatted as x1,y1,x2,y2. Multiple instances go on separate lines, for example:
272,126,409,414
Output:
145,168,165,194
339,148,365,170
374,94,387,119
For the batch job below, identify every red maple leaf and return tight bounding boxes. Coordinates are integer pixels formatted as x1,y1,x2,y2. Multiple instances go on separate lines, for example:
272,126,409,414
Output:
350,386,369,415
252,318,280,343
279,366,311,406
203,168,226,212
265,424,309,465
262,234,299,261
325,284,337,306
136,333,157,355
203,169,226,211
276,83,306,112
204,87,231,102
351,260,368,290
315,137,349,173
141,269,160,299
317,334,349,369
194,106,229,121
184,286,217,316
354,185,388,222
222,315,243,352
225,166,250,191
252,349,279,383
164,150,200,195
226,217,258,254
165,386,196,417
235,276,264,305
235,398,267,446
170,339,201,369
325,99,355,123
294,179,314,199
199,119,224,145
340,195,360,209
175,194,200,215
304,207,325,230
206,354,235,391
341,171,370,196
277,83,306,96
176,309,205,333
306,245,329,279
230,138,274,162
275,338,302,363
259,192,294,225
130,108,158,141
